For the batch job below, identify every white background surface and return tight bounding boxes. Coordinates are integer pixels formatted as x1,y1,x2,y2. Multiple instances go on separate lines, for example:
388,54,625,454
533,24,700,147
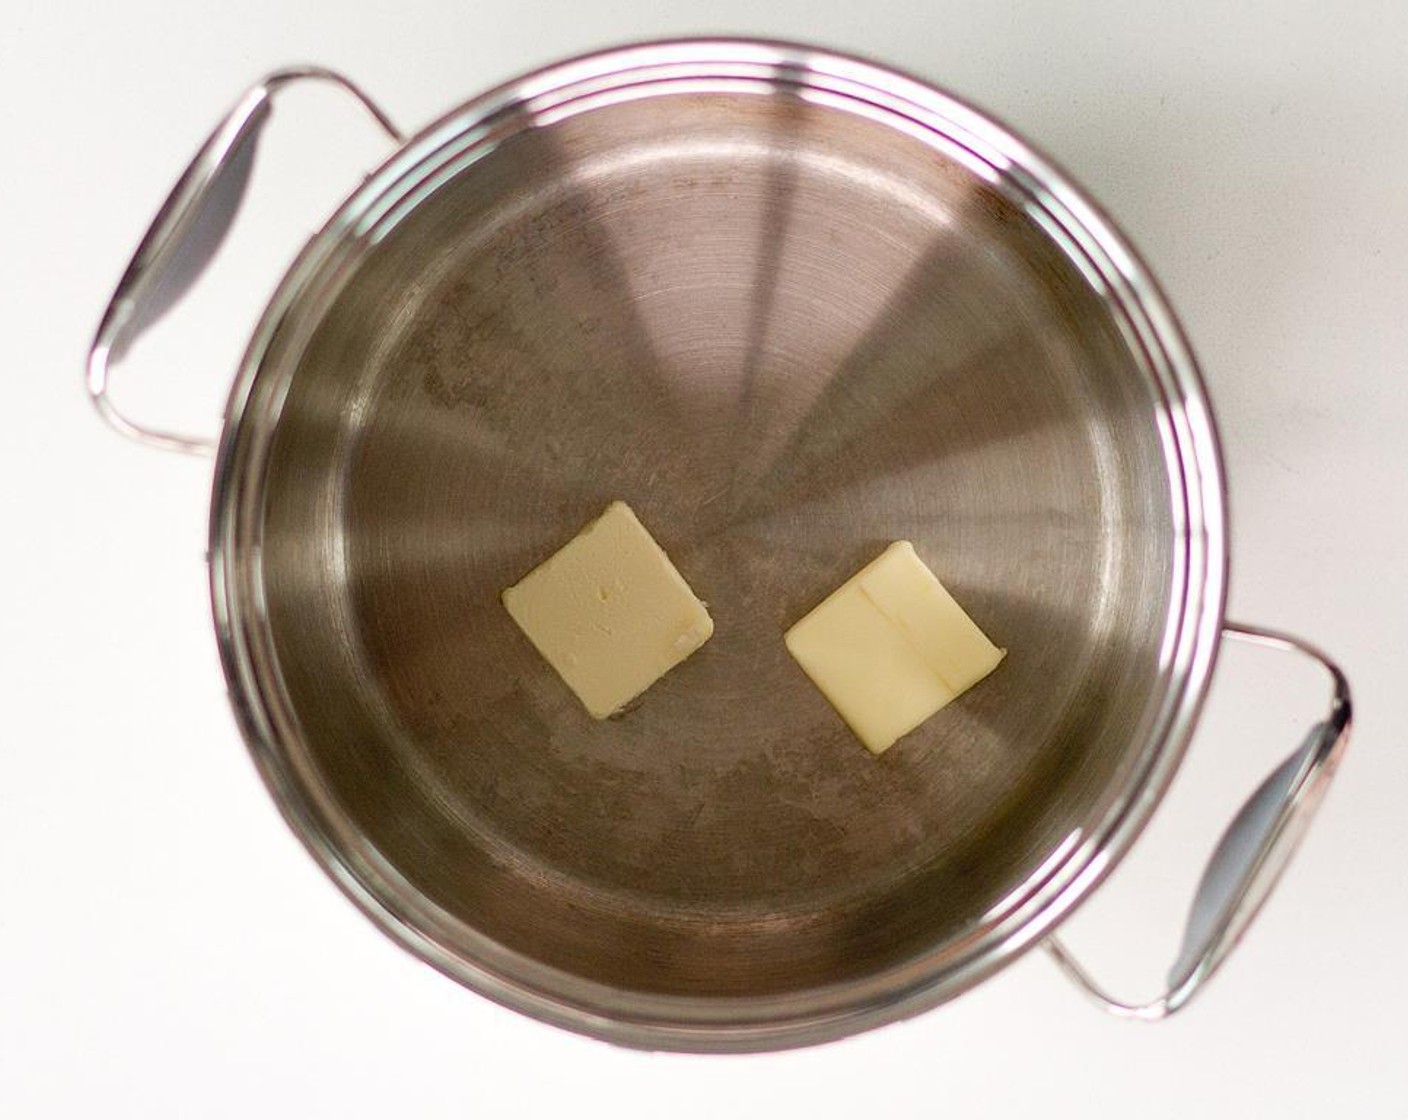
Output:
3,2,1406,1116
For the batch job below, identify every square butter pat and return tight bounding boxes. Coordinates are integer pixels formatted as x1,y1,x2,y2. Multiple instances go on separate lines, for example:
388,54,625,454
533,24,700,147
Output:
785,542,1005,754
502,501,714,718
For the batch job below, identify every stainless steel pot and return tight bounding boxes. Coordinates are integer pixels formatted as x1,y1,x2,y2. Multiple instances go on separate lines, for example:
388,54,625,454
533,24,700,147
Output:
89,41,1351,1051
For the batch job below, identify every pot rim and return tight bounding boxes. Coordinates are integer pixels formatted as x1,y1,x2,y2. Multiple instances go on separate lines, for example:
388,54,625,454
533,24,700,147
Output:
209,37,1228,1052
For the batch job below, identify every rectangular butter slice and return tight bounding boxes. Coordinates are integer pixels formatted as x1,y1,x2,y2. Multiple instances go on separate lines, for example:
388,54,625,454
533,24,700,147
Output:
785,542,1005,753
502,501,713,719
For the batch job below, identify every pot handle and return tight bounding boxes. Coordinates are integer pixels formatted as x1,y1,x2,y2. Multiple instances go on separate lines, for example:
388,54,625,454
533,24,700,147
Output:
86,67,402,455
1044,621,1351,1020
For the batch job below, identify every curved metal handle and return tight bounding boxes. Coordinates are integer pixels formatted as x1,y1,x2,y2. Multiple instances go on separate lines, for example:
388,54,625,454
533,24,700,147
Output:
86,66,403,455
1046,621,1352,1021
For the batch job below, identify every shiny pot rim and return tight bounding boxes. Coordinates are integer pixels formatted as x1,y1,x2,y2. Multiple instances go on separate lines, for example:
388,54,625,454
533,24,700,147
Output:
219,39,1224,1049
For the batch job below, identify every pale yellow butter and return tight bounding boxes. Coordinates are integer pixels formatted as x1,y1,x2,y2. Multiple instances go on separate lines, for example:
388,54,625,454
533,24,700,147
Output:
785,542,1005,754
502,501,713,718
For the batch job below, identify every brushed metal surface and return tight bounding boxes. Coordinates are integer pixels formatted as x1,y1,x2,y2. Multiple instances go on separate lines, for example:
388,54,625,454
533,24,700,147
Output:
211,42,1225,1049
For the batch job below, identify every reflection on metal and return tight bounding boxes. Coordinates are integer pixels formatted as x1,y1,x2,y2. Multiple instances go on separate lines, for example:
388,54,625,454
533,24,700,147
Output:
86,67,401,455
1046,623,1352,1020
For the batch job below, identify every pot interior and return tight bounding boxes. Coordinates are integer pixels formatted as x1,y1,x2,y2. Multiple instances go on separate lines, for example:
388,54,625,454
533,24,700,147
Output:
234,61,1198,1028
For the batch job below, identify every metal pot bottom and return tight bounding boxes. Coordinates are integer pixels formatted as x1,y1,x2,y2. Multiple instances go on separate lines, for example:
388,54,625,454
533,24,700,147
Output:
217,45,1216,1048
